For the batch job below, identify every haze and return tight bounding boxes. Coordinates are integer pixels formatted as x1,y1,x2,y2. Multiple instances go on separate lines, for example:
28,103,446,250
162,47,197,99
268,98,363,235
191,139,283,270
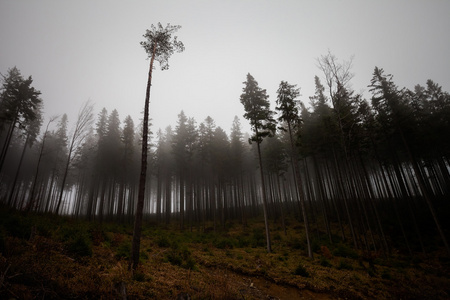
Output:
1,0,449,133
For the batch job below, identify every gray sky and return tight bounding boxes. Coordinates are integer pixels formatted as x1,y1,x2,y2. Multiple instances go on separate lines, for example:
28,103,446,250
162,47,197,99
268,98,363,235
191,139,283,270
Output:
1,0,449,136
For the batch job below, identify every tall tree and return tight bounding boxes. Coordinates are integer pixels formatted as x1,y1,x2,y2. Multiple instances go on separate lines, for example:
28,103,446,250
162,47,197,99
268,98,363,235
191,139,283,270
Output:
0,67,42,172
240,73,276,253
276,80,313,258
131,23,184,271
369,67,450,255
55,101,94,214
7,107,42,208
26,115,58,212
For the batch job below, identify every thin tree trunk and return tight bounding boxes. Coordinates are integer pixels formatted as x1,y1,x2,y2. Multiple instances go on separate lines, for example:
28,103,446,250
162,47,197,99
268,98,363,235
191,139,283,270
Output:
0,115,18,172
7,133,30,208
131,44,156,270
287,122,313,258
255,127,272,253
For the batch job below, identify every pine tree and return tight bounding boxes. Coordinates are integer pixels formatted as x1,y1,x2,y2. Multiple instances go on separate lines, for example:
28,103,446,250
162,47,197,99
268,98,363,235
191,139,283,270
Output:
276,80,313,258
131,23,184,270
240,73,276,253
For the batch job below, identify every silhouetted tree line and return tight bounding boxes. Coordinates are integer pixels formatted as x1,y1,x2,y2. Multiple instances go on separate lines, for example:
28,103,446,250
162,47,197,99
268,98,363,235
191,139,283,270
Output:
1,52,449,256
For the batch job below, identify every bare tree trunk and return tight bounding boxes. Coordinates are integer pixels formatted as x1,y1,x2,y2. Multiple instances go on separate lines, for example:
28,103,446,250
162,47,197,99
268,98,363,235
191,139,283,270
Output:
131,44,156,271
255,128,272,253
27,117,55,212
8,133,30,208
0,114,18,172
287,122,313,258
399,129,450,255
55,146,73,214
55,101,93,214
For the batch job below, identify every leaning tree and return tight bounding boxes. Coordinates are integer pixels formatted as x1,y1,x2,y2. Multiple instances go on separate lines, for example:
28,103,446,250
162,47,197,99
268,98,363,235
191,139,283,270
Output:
131,23,184,271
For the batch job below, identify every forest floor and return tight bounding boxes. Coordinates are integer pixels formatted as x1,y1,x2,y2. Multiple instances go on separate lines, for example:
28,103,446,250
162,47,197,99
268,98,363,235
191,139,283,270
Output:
1,209,449,299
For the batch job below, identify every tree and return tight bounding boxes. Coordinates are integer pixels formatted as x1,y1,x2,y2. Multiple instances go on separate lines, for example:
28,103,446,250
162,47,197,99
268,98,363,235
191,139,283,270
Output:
0,67,42,172
276,80,313,258
7,106,43,208
240,73,276,253
26,115,58,212
131,23,184,271
172,111,197,230
369,67,450,255
55,101,94,214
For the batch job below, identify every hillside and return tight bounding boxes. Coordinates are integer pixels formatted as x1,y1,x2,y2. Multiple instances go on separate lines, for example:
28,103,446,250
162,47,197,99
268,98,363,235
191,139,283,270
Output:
1,208,449,299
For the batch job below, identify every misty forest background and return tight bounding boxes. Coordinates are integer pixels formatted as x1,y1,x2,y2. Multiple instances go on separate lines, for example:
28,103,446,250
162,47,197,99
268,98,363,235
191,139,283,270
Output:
1,52,450,258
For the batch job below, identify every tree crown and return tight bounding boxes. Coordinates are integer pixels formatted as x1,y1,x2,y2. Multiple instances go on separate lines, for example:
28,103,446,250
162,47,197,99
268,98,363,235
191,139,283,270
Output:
240,73,276,144
140,23,185,70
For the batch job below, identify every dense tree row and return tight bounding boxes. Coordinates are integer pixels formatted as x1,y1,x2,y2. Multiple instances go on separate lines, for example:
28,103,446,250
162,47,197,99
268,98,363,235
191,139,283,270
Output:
1,53,449,256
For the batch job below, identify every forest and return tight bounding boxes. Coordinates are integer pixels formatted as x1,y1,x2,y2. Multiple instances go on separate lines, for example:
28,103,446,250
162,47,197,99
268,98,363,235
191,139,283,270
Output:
1,28,450,298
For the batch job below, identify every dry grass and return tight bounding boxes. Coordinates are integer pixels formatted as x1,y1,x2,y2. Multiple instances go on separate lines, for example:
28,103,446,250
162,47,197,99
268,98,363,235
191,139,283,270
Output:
1,212,449,299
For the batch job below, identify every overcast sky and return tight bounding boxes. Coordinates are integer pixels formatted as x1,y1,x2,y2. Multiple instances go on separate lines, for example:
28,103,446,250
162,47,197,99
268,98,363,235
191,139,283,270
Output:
1,0,449,136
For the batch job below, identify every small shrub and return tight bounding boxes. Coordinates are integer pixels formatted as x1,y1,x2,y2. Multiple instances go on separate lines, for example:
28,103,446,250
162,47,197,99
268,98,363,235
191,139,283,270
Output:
215,238,234,249
337,259,353,270
116,241,131,260
333,244,359,259
251,228,265,247
140,250,149,261
321,245,333,259
133,271,146,282
288,237,305,250
4,215,31,239
294,263,309,277
157,235,171,248
273,232,282,241
89,226,107,246
312,242,321,253
320,257,332,267
0,230,5,253
166,250,183,266
236,235,250,248
166,246,196,270
381,269,392,280
183,256,196,270
66,234,92,257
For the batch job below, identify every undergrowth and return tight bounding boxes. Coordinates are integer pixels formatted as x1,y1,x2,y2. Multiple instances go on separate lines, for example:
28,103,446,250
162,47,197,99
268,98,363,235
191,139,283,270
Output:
0,208,449,299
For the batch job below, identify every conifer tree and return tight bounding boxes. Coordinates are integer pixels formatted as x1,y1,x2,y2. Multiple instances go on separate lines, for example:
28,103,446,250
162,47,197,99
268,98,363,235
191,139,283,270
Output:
276,80,313,258
131,23,184,270
240,73,276,253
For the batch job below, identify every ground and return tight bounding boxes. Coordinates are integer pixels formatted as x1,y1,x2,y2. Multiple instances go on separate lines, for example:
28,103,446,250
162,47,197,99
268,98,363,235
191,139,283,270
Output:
1,211,449,299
